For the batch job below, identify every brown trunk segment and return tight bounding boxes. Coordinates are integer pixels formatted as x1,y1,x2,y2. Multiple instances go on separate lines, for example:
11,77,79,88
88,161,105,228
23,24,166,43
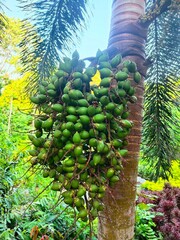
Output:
98,1,148,239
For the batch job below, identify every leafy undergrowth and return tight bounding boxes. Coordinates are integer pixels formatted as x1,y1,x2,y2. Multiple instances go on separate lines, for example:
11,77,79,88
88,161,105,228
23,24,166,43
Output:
140,160,180,191
137,183,180,240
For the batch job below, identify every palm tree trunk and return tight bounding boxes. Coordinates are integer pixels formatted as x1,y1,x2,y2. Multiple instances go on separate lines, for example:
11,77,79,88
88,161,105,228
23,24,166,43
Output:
98,1,148,239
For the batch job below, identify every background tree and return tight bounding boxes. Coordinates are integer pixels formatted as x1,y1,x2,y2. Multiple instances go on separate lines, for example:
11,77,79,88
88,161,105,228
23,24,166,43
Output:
16,0,180,239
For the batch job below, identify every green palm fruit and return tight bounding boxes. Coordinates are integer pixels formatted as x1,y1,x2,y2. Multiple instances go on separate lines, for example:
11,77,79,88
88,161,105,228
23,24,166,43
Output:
64,197,74,205
39,85,46,94
74,146,83,156
111,157,118,166
118,89,126,97
54,130,61,138
67,106,76,115
87,105,96,117
110,54,122,68
51,103,63,113
114,104,124,115
30,96,40,104
99,61,112,69
71,179,79,189
55,70,69,78
123,60,131,67
42,105,53,114
78,209,87,219
63,84,70,94
38,94,47,103
77,155,87,164
84,67,96,77
100,77,111,87
93,114,105,123
94,123,106,132
73,132,81,144
90,184,99,193
62,190,73,198
65,172,73,179
118,81,124,89
64,143,74,151
64,158,75,167
92,200,101,209
74,197,83,207
77,99,89,107
51,182,61,191
47,89,57,97
58,149,64,158
49,169,56,178
86,92,97,103
127,61,137,73
111,139,123,148
62,129,71,138
110,175,119,183
129,95,137,103
80,130,89,139
41,81,48,87
105,102,116,111
63,166,75,173
93,88,100,98
59,61,72,74
77,187,86,197
123,80,131,92
58,174,65,182
42,118,53,130
121,119,133,128
92,154,101,165
89,138,97,147
51,75,58,83
74,122,83,131
91,209,98,218
47,83,56,90
65,122,74,130
82,73,89,82
73,78,83,90
34,119,42,129
100,96,110,106
76,107,88,115
98,52,109,62
72,72,83,79
106,112,113,120
97,140,105,153
62,93,70,103
106,168,115,178
43,170,49,178
66,115,78,123
89,129,98,137
127,87,135,96
121,111,129,119
134,71,141,83
119,149,128,157
69,89,83,100
35,130,43,138
99,68,112,78
29,149,39,156
98,88,109,97
32,138,44,147
80,115,90,125
115,71,128,81
122,67,129,73
80,171,88,181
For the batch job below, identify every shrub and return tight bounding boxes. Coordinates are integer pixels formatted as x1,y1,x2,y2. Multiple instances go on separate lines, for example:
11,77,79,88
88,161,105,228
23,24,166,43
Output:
137,184,180,240
141,160,180,191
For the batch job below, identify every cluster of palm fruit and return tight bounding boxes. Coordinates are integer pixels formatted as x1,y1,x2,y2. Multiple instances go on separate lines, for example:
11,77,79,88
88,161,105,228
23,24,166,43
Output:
28,49,141,222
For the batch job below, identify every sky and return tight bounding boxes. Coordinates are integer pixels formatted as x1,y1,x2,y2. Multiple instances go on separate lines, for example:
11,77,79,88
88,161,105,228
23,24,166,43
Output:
4,0,112,59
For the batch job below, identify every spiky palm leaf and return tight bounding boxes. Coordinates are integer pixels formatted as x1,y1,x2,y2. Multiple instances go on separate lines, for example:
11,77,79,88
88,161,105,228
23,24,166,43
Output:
18,0,90,91
0,1,8,43
142,4,180,180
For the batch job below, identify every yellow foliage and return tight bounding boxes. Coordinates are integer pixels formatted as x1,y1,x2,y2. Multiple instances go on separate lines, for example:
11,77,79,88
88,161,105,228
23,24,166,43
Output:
0,73,31,111
91,70,101,86
141,161,180,190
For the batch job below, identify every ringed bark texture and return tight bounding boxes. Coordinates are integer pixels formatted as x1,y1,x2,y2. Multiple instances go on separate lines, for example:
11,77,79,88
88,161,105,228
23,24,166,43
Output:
98,1,148,239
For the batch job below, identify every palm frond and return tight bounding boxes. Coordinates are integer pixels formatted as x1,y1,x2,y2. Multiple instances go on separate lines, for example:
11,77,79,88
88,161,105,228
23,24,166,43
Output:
142,7,180,180
0,1,8,42
18,0,90,91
